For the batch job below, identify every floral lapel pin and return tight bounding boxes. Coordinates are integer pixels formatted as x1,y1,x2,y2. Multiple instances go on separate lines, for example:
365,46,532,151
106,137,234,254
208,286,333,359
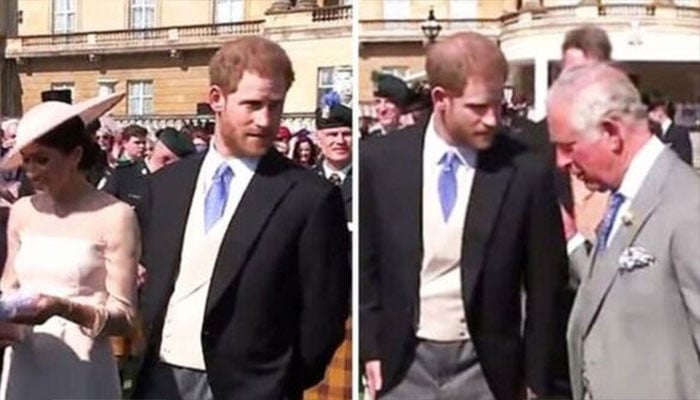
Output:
618,246,655,273
621,211,634,227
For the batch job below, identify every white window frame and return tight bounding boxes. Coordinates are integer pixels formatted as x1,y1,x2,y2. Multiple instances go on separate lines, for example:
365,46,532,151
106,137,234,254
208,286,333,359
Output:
53,0,76,34
127,80,154,116
317,65,352,107
214,0,245,23
383,0,410,19
50,82,75,99
130,0,156,29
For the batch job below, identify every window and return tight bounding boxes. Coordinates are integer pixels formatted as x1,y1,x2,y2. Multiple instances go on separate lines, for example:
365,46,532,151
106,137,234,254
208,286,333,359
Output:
215,0,244,23
323,0,351,5
51,81,75,97
53,0,76,33
450,0,478,19
127,80,154,115
383,0,410,19
380,66,408,79
317,66,352,108
130,0,155,29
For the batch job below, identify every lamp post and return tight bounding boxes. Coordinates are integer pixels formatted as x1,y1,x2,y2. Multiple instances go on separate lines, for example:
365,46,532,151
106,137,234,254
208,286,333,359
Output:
421,7,442,44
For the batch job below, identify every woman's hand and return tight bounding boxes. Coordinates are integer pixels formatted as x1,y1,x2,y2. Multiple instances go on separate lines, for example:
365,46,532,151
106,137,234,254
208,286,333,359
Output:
9,294,66,326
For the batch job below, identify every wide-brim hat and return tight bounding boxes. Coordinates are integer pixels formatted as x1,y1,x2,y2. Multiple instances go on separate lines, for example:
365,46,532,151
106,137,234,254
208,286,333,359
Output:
1,92,125,170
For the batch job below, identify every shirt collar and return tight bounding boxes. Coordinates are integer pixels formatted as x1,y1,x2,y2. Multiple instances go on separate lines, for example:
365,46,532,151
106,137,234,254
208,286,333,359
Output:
660,118,672,136
322,162,351,181
424,114,477,169
617,135,665,201
201,142,260,183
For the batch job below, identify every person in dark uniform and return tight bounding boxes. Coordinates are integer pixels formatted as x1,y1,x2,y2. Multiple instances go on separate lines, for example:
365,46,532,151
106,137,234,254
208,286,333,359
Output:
306,102,353,400
368,74,409,137
400,82,432,130
103,127,195,210
312,103,352,224
643,90,693,165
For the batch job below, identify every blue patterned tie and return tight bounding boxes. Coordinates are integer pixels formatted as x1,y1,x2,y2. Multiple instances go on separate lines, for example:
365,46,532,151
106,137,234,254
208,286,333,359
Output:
438,151,460,222
204,163,233,232
596,192,625,252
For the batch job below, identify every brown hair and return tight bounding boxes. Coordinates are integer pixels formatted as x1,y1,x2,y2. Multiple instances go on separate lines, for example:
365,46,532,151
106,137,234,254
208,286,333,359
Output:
209,36,295,94
190,127,211,143
120,124,148,141
562,25,612,62
425,32,508,95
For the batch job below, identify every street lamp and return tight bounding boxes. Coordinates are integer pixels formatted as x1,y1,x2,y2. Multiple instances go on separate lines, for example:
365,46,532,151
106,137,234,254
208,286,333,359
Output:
421,7,442,44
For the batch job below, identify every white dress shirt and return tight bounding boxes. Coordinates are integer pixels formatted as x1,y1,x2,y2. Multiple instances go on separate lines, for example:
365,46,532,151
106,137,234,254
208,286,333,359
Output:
159,144,259,370
322,162,351,183
417,115,477,342
567,136,665,253
660,118,672,139
607,136,665,246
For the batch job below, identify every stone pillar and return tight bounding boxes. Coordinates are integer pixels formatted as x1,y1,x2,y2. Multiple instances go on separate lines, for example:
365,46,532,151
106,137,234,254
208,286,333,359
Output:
533,56,549,121
268,0,292,12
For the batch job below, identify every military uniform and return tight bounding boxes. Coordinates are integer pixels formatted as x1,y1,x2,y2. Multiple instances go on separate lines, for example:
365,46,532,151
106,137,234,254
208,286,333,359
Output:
366,74,410,138
304,103,353,400
103,128,195,210
102,159,150,209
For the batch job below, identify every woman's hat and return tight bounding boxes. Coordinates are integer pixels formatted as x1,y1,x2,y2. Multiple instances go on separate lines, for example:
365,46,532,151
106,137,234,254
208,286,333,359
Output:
1,92,125,170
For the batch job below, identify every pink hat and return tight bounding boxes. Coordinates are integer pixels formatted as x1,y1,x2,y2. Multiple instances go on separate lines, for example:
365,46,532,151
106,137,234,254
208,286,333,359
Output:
1,92,125,170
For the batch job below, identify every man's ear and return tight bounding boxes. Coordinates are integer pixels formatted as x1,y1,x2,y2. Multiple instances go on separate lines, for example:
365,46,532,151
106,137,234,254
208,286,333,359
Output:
209,85,226,113
431,87,447,113
601,118,623,153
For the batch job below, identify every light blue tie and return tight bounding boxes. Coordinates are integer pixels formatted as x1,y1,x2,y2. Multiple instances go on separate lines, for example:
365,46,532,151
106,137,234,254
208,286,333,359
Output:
438,151,460,222
204,163,233,232
596,192,625,252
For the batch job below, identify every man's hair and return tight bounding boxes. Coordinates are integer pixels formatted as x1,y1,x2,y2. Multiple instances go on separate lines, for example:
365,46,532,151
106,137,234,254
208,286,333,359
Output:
548,63,647,139
209,36,295,94
642,90,673,117
120,124,148,141
425,32,508,95
562,25,612,62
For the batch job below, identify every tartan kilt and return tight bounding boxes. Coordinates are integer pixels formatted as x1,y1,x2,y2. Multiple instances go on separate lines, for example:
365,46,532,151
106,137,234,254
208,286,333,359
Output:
304,318,352,400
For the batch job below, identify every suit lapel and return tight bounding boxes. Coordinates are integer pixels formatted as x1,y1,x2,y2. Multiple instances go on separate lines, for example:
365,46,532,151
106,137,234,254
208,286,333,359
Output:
405,126,426,294
578,149,673,336
205,151,294,316
342,167,352,202
461,141,514,305
143,154,204,322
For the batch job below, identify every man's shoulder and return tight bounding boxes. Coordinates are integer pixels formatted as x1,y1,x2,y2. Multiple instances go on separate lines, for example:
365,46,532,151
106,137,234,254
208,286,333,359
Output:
668,123,691,139
113,160,147,176
662,151,700,195
252,150,334,197
361,123,422,158
488,132,538,162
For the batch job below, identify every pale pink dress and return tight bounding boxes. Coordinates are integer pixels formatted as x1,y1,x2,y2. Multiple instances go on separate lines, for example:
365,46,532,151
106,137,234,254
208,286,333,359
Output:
0,193,138,400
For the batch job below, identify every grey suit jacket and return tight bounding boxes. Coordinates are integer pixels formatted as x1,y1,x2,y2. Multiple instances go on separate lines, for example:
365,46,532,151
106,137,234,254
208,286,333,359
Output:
567,148,700,400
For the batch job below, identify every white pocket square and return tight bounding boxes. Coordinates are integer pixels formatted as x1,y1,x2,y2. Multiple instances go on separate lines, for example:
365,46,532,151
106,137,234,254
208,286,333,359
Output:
618,246,655,273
